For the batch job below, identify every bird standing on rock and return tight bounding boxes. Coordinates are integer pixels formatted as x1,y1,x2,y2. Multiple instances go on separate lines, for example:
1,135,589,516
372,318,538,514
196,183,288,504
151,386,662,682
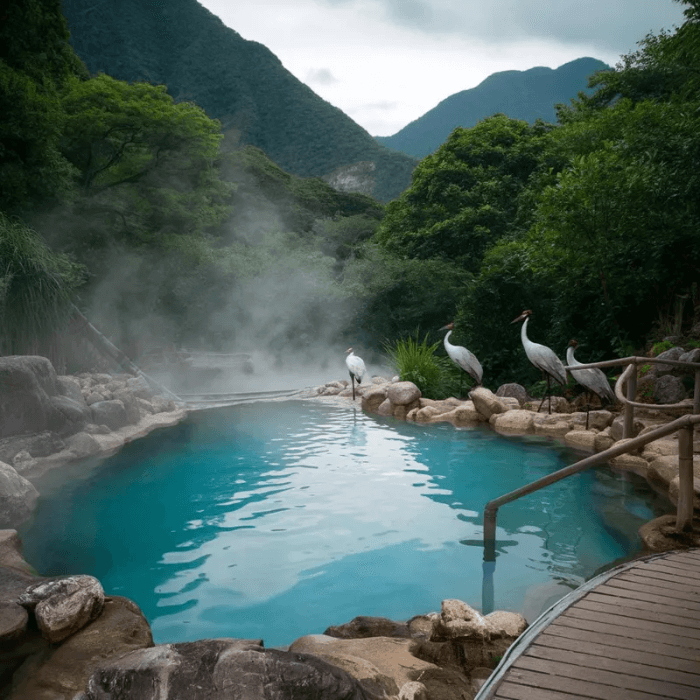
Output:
439,322,483,391
566,339,615,428
511,310,567,414
345,348,366,401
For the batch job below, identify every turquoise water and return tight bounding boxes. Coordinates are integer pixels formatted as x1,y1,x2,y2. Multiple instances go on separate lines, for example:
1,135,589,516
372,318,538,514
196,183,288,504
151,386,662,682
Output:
19,400,668,648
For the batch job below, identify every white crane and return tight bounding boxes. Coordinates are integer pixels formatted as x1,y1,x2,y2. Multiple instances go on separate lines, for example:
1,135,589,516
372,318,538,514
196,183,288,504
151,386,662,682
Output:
345,348,366,401
511,310,567,414
439,322,483,389
567,339,615,428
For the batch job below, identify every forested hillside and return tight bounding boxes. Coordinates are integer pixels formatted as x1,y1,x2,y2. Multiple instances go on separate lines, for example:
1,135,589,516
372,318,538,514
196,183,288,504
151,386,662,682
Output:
59,0,416,202
376,58,609,158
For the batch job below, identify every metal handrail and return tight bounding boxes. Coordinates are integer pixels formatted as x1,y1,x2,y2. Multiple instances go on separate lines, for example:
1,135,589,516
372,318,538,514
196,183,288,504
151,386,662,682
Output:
484,402,700,561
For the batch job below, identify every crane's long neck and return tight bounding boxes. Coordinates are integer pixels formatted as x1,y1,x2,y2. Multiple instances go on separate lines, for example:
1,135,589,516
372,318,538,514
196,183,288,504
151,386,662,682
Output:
443,330,453,349
520,316,529,346
566,346,576,366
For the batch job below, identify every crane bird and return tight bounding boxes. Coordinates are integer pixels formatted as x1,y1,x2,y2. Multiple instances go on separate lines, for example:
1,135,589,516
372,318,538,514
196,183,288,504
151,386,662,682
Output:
511,309,567,414
345,348,366,401
567,339,615,429
439,322,483,391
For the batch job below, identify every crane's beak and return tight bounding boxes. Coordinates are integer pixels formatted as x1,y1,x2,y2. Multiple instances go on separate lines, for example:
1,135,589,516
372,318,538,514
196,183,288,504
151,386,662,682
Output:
511,313,526,324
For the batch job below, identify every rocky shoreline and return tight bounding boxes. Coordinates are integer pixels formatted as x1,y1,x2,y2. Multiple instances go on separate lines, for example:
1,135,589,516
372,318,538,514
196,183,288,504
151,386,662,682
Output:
1,354,699,699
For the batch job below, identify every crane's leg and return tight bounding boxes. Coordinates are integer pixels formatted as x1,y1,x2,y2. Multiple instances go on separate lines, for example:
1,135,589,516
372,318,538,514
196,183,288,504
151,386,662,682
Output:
585,392,590,430
350,373,356,401
537,374,552,413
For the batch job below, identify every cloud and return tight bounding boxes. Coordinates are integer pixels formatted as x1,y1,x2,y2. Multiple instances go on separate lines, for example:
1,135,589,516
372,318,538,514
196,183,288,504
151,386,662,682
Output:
305,67,339,85
321,0,685,53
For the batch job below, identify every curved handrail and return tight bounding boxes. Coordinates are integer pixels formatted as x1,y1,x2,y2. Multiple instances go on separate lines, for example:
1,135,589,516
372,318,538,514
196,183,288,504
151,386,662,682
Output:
483,411,700,561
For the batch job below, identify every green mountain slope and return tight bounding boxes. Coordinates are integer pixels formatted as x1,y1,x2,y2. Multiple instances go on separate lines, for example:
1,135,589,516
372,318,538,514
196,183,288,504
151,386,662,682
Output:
60,0,416,201
376,58,610,158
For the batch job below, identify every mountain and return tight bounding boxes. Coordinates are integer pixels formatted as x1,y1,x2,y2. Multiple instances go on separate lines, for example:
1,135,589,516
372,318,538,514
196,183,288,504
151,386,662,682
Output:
59,0,416,202
376,58,610,159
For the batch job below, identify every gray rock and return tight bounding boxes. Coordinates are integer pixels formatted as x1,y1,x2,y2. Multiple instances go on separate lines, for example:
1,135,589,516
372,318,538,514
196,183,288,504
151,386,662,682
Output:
0,356,66,438
82,639,372,700
0,461,39,528
91,374,113,385
431,599,491,642
653,347,685,376
386,381,421,406
85,391,104,406
361,386,387,413
679,348,700,365
324,616,410,639
113,389,141,424
469,387,507,419
151,396,176,413
0,601,28,641
610,415,644,440
51,395,93,431
65,432,102,458
654,375,687,405
57,375,85,403
0,431,65,464
495,383,529,406
19,575,105,643
91,400,129,431
126,376,153,399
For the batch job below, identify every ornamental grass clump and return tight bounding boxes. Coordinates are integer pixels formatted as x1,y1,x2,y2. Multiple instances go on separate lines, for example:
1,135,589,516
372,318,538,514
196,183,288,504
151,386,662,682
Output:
384,331,453,399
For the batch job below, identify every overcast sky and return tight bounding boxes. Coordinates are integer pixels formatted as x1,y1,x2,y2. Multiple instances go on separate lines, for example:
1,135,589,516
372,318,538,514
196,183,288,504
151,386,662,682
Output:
197,0,686,137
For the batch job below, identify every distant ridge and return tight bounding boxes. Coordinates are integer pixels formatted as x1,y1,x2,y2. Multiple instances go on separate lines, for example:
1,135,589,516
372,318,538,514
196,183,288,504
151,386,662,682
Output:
376,58,610,159
60,0,416,201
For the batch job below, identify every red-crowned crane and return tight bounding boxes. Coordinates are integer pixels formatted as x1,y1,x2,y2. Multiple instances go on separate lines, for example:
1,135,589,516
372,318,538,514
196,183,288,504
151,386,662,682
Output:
345,348,366,401
567,339,615,428
511,310,567,414
439,322,483,392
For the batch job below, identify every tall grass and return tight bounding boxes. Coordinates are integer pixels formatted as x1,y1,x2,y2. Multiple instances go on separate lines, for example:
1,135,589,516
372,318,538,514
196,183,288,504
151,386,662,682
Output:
0,212,84,362
383,331,455,399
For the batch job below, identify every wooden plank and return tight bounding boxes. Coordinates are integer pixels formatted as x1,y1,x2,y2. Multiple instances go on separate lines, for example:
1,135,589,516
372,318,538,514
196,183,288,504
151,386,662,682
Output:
514,655,700,700
494,681,589,700
647,558,700,576
671,549,700,562
503,667,665,700
584,590,700,622
570,600,700,639
555,611,700,650
642,561,700,581
619,569,700,597
603,577,700,608
536,629,700,673
525,643,700,689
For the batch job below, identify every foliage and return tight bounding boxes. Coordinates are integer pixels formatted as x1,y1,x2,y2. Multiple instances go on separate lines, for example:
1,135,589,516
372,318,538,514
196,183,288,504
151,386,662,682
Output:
651,341,674,356
383,331,453,399
376,116,557,272
0,213,84,356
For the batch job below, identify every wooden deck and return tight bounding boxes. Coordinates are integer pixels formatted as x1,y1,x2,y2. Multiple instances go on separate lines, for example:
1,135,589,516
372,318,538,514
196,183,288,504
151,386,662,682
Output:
476,549,700,700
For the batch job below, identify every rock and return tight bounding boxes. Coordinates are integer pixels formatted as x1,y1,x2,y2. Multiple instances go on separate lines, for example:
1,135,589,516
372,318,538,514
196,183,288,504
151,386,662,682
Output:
51,394,93,431
11,449,37,473
654,375,687,404
594,431,615,453
653,347,685,376
82,640,373,700
490,410,534,434
136,397,155,414
399,681,428,699
563,430,597,450
0,601,28,642
113,389,141,424
91,373,113,385
360,387,387,413
90,400,129,431
669,475,700,510
7,596,154,700
448,403,484,425
483,611,528,638
386,381,421,406
639,514,700,551
679,348,700,365
19,575,105,643
495,383,529,406
57,375,85,403
0,461,39,528
532,413,572,437
0,356,67,438
65,432,102,459
610,415,643,440
376,398,394,416
571,410,614,431
407,613,439,640
527,396,570,413
324,616,410,639
0,529,36,574
469,387,507,420
150,396,176,413
610,453,651,473
431,599,491,642
642,438,679,458
85,391,104,406
0,431,65,464
499,397,521,410
470,667,494,696
126,375,154,399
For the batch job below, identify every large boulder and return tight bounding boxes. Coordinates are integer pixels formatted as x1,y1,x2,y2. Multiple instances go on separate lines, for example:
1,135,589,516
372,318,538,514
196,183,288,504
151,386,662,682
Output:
361,386,387,413
0,461,39,528
652,347,685,376
90,400,129,431
490,410,534,434
0,356,66,438
81,639,373,700
386,382,421,406
19,575,105,643
324,616,410,639
495,383,529,406
654,375,687,404
469,388,507,420
51,395,93,432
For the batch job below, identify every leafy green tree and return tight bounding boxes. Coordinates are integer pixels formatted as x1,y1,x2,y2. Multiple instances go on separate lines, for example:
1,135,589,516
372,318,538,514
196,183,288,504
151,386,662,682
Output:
375,116,556,272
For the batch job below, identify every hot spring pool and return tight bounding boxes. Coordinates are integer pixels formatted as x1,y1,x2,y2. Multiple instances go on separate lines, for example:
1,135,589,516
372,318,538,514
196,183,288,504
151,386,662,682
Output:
19,400,669,647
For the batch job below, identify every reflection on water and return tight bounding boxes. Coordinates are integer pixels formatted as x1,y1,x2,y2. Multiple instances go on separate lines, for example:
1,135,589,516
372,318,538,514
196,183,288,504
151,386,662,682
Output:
19,400,669,647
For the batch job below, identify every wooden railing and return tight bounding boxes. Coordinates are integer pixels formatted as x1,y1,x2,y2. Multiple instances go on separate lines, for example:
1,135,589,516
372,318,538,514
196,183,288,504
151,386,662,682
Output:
483,356,700,561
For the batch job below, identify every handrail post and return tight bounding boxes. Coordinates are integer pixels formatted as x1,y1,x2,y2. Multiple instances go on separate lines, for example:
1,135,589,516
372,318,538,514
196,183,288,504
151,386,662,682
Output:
484,507,497,562
677,425,694,532
694,370,700,415
623,361,637,439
